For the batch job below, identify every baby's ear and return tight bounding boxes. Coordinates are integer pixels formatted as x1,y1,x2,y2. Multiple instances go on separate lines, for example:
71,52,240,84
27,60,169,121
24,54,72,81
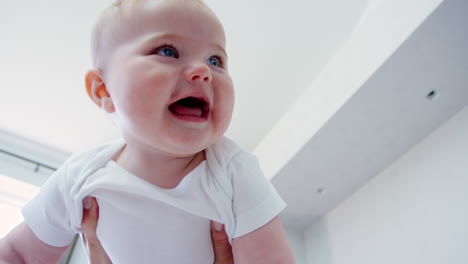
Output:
85,69,115,114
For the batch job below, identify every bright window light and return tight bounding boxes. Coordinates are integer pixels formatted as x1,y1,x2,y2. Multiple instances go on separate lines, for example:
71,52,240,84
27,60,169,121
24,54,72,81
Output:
0,174,39,238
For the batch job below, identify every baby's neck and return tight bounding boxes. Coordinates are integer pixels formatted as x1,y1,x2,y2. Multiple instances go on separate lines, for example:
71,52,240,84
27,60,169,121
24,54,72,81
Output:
114,144,205,189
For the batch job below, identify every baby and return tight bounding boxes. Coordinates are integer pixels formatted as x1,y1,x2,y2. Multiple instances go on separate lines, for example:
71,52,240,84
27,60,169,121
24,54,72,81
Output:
0,0,294,263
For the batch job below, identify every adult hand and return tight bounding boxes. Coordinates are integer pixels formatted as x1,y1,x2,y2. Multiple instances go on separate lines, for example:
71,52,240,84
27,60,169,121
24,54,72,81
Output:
81,197,112,264
81,196,234,264
211,220,234,264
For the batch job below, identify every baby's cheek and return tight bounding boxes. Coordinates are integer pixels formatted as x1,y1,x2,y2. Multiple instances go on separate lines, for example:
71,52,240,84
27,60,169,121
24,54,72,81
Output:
213,103,233,134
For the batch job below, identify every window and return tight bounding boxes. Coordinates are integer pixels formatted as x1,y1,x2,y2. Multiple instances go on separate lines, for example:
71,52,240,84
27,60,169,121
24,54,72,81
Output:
0,132,76,263
0,174,39,238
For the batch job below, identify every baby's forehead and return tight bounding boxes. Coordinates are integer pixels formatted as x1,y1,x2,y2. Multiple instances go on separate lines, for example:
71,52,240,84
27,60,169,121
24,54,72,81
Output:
91,0,151,67
92,0,222,68
103,0,210,38
113,1,223,43
113,0,208,20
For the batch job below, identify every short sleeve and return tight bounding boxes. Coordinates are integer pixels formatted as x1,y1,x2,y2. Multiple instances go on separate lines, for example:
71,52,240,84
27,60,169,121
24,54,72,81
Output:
228,151,286,238
22,161,76,247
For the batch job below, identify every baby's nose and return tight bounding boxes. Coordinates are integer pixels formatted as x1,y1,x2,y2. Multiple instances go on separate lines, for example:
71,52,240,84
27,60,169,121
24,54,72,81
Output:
185,63,212,82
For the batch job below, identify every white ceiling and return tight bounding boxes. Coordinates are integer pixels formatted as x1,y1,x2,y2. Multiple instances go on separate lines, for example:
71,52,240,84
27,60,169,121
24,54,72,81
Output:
2,0,466,231
274,0,468,230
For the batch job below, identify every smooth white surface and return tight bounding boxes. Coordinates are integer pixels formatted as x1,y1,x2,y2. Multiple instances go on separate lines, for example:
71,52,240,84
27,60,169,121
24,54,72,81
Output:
305,105,468,264
255,0,444,179
68,237,88,264
283,225,307,264
272,0,468,229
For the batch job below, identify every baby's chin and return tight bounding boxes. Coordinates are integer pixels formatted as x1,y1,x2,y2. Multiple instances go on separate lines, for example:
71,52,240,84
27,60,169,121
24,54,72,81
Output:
162,130,225,156
164,141,213,158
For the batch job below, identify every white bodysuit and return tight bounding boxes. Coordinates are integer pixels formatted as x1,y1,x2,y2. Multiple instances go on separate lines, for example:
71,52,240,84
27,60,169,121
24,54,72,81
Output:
22,137,286,264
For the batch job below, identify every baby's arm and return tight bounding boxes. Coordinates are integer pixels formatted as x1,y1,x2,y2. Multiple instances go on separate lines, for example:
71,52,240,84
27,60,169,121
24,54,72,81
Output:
0,222,70,264
232,216,295,264
226,150,295,263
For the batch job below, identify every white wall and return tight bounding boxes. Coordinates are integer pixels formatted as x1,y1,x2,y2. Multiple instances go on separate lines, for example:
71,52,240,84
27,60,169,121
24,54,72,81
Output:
304,105,468,264
255,0,443,180
67,237,87,264
284,225,307,264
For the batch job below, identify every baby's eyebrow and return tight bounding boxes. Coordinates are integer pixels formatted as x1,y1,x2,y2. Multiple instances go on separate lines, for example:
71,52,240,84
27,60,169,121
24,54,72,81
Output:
143,32,227,57
143,32,180,44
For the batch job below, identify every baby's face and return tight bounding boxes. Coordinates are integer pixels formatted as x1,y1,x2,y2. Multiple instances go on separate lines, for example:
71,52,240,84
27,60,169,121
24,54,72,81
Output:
103,0,234,156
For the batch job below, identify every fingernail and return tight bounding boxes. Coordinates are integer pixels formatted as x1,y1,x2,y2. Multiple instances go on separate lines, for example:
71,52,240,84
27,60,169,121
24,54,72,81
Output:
83,196,91,210
213,221,224,231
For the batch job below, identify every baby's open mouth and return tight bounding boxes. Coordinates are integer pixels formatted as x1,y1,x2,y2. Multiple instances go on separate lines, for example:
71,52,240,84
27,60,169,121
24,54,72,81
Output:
168,97,210,118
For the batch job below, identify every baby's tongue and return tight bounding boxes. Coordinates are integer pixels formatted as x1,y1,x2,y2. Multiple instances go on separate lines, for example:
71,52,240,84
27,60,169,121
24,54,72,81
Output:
169,103,202,117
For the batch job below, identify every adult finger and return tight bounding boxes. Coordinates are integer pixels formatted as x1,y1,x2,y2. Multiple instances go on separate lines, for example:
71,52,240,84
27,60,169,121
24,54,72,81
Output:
211,221,234,264
81,196,99,239
81,197,113,264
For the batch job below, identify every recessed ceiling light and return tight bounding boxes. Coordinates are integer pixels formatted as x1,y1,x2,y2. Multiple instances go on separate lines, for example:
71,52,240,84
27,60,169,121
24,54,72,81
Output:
426,90,439,101
316,187,325,195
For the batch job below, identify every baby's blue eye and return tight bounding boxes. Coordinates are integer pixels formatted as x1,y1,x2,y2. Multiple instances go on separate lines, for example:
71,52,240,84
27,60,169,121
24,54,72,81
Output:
156,46,179,58
208,56,222,67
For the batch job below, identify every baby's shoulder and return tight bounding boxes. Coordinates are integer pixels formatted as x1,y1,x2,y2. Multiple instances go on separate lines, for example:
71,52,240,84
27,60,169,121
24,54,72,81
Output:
61,139,125,176
206,136,258,173
69,139,123,161
207,136,242,165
